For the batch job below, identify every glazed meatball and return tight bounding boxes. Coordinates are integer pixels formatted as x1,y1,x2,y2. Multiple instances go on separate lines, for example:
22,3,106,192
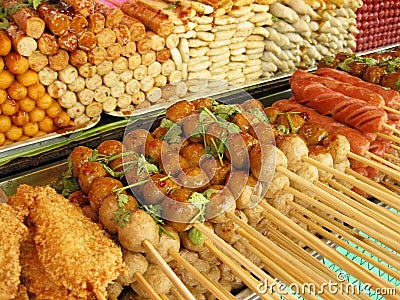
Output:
162,188,199,224
180,113,201,143
118,209,160,252
298,123,328,147
180,143,205,167
78,161,108,194
124,129,153,154
275,113,306,134
68,146,94,177
249,144,276,182
141,173,180,205
204,185,236,223
165,100,195,123
200,157,231,185
263,107,280,124
88,177,125,211
145,138,163,164
192,97,213,111
178,166,210,191
225,132,257,169
323,134,350,163
241,99,263,111
97,140,123,171
161,151,189,175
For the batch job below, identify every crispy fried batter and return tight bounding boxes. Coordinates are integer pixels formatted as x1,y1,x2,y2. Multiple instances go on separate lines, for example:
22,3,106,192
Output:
7,184,36,223
0,203,28,300
12,185,125,299
20,228,75,299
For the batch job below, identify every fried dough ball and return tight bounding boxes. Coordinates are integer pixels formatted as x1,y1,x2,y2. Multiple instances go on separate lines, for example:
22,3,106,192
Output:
0,70,14,89
5,52,29,74
11,111,29,127
29,107,45,122
2,99,19,116
19,97,36,112
5,125,23,141
0,115,12,133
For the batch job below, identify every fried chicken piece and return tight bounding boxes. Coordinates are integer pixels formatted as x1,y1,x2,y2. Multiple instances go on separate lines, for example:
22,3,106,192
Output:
20,228,74,299
11,185,125,300
0,203,28,299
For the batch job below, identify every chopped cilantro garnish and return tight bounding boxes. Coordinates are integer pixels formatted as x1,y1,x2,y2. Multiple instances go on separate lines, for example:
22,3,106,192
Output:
188,227,204,245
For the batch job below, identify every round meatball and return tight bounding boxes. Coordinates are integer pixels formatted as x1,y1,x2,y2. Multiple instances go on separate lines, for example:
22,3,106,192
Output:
162,188,198,224
145,138,163,164
309,146,334,182
276,134,308,172
180,113,201,143
192,97,213,111
249,144,276,182
123,129,153,154
204,185,236,222
141,173,180,205
78,161,108,194
225,132,257,169
214,210,247,244
68,146,94,177
88,177,125,211
147,225,180,264
298,122,328,146
323,134,350,163
118,209,160,252
160,152,189,175
97,140,123,171
118,250,148,285
130,264,172,296
290,162,319,193
200,157,230,185
180,143,205,167
165,100,195,123
178,166,210,191
265,172,290,198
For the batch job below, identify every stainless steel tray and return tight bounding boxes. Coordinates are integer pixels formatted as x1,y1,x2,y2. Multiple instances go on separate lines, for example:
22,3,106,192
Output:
0,116,100,159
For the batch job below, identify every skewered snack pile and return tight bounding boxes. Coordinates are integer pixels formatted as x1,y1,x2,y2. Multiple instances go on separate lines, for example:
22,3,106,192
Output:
2,96,399,299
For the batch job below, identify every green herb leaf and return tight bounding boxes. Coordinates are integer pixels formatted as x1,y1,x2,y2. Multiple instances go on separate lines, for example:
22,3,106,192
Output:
188,227,205,245
395,80,400,90
137,154,159,176
140,204,175,238
212,103,241,120
226,122,241,134
163,0,180,10
203,188,220,198
162,123,182,144
188,192,209,223
113,207,131,228
337,57,354,72
386,57,400,73
247,108,269,123
271,16,281,22
116,193,129,208
323,56,335,66
276,124,289,134
0,18,9,30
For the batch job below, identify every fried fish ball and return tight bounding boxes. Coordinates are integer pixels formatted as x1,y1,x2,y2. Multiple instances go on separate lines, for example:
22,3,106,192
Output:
85,101,102,117
59,90,78,108
22,122,39,137
18,97,36,112
53,110,71,128
16,69,39,86
0,57,3,70
5,52,29,75
78,88,95,105
0,90,7,105
0,70,14,89
38,66,57,86
67,101,85,119
0,115,12,133
27,82,45,100
29,107,45,122
1,99,19,115
67,75,86,93
0,133,5,145
38,115,54,132
102,97,117,112
5,125,23,141
74,114,90,126
11,111,29,126
7,81,28,100
47,80,67,98
58,64,79,84
96,60,113,76
45,101,62,118
36,93,53,110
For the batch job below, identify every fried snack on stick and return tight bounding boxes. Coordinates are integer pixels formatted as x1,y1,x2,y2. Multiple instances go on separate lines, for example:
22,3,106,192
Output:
119,15,145,42
63,0,94,17
6,23,37,57
12,7,45,39
0,203,27,300
37,3,70,36
38,32,59,56
121,0,174,37
70,13,88,37
94,2,124,28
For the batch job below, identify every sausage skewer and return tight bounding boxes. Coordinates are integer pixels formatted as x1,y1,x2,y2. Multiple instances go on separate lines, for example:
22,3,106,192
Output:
12,7,45,39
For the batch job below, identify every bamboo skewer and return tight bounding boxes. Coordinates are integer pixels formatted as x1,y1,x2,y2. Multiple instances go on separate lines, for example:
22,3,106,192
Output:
347,152,400,183
383,106,400,116
134,272,164,300
291,211,400,282
383,122,400,136
193,222,293,300
393,101,400,108
307,206,400,266
160,294,169,300
390,143,400,152
366,150,400,172
238,239,323,300
345,168,400,211
302,156,400,211
327,178,400,232
377,132,400,144
384,152,400,164
142,240,196,300
168,249,236,300
313,180,400,241
381,180,400,196
259,201,399,298
287,186,400,267
203,240,276,300
225,213,340,300
279,167,400,252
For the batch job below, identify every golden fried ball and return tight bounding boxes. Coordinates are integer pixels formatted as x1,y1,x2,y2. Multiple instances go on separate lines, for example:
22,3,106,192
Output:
22,122,39,137
5,125,23,141
29,107,45,123
0,115,12,133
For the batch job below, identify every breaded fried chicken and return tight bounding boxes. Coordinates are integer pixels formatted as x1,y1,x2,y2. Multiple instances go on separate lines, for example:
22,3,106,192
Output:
0,203,28,299
20,228,74,299
10,185,125,300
